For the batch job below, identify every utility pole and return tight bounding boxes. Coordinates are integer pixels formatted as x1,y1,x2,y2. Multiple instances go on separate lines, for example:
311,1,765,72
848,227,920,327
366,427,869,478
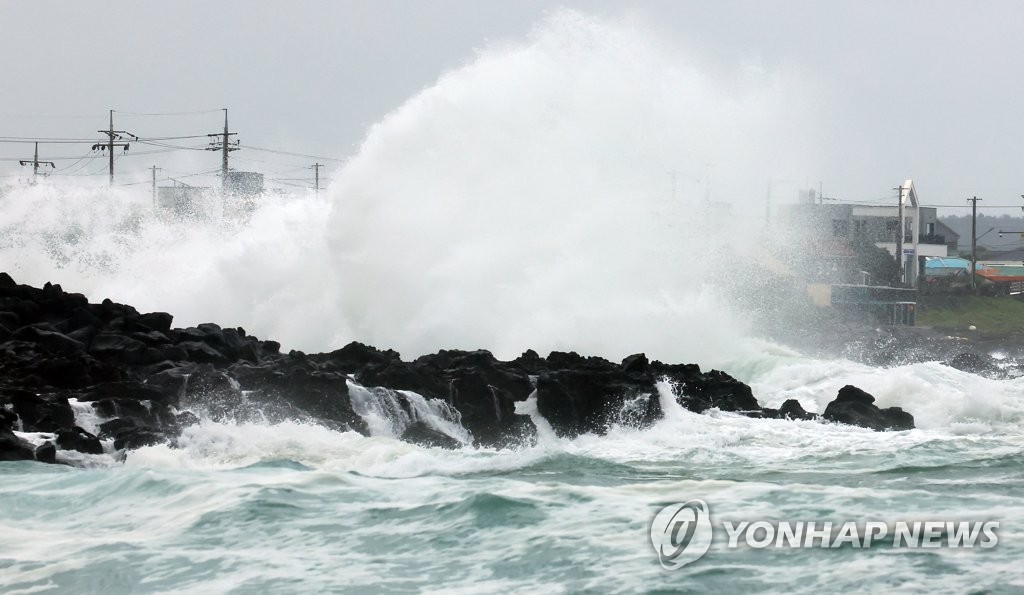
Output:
894,184,905,287
107,110,114,185
19,142,55,179
94,110,136,185
207,108,239,188
151,165,162,208
311,162,324,196
968,196,982,292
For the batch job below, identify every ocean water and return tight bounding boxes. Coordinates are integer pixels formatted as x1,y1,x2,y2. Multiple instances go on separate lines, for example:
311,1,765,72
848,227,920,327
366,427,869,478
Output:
2,10,1023,593
2,366,1023,593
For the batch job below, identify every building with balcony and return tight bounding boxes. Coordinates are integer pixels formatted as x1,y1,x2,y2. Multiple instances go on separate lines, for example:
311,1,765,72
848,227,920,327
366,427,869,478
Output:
783,180,955,287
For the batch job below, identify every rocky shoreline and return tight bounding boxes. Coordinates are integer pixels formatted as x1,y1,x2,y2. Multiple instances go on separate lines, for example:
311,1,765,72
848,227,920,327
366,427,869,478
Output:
760,309,1024,375
1,273,919,465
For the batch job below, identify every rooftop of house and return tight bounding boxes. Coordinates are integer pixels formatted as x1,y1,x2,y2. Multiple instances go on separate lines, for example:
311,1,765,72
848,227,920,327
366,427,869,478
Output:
980,248,1024,263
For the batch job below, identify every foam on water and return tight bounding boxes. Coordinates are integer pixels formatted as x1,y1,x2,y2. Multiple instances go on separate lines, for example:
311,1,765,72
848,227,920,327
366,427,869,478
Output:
112,366,1023,481
748,357,1024,430
6,361,1024,593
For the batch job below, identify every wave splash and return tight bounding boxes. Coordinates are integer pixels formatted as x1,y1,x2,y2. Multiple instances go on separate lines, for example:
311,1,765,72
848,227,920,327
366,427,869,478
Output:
0,10,810,367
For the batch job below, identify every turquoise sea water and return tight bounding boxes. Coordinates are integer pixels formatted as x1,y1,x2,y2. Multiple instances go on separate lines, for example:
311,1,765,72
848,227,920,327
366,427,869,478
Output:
3,357,1023,594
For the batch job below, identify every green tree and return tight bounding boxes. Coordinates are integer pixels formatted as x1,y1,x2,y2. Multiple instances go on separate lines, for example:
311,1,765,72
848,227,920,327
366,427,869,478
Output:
851,238,898,286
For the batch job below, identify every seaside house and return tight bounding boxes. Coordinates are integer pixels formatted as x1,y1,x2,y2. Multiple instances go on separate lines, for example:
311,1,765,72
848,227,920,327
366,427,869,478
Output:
783,180,950,288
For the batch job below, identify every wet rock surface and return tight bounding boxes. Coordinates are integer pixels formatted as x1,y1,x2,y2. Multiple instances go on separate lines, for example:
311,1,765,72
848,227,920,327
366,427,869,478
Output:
0,273,919,465
823,385,915,431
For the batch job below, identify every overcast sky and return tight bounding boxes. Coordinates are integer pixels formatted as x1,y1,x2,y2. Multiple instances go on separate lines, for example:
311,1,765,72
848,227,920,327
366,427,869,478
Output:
3,0,1024,215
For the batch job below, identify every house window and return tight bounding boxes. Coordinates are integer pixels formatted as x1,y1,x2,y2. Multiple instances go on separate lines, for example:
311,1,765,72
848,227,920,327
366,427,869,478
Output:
926,222,935,235
854,220,868,236
832,219,849,238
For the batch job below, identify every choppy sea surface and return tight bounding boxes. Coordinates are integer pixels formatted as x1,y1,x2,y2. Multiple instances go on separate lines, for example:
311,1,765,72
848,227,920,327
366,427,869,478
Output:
3,353,1023,594
2,10,1023,592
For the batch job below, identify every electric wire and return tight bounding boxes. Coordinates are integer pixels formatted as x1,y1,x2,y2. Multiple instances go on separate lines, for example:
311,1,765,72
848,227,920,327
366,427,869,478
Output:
238,144,344,162
114,109,223,117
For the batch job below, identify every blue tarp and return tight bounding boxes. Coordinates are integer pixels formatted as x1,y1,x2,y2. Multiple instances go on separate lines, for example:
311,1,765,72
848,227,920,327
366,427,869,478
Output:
924,257,971,270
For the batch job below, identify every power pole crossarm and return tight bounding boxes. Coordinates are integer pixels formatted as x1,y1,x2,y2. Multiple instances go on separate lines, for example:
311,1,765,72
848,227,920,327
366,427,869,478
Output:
19,142,55,180
206,108,239,188
95,110,136,185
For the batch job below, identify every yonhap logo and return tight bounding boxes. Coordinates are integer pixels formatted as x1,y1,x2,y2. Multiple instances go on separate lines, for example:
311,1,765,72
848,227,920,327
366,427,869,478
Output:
649,499,1000,570
649,500,713,569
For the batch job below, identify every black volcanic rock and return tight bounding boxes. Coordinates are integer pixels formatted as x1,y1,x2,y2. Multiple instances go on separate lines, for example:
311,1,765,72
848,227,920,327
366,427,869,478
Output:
2,390,74,433
778,399,817,421
137,311,173,333
56,426,104,455
229,357,370,435
11,325,85,356
89,333,148,364
947,352,1000,377
0,273,923,465
112,426,166,451
82,380,172,403
358,359,449,399
823,385,914,431
653,362,761,413
314,341,401,373
400,421,462,449
34,441,57,463
0,407,35,461
0,431,35,461
441,350,534,446
536,358,662,438
509,349,544,374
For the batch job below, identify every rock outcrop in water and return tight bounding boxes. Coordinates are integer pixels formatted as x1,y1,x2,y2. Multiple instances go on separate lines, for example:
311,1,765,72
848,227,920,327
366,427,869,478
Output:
822,385,915,431
0,274,917,464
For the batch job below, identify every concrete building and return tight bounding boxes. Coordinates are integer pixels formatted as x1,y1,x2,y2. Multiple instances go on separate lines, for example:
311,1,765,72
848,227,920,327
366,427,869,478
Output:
224,171,264,195
784,180,952,287
156,185,213,218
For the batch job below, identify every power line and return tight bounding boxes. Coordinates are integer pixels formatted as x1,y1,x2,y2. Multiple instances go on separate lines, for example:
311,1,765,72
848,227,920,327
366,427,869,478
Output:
239,144,343,162
68,154,124,177
135,139,208,151
920,204,1024,208
115,109,223,117
267,178,313,188
113,167,221,186
0,147,180,161
0,137,108,144
54,149,100,174
135,134,211,141
808,198,1024,209
0,109,221,119
0,113,102,120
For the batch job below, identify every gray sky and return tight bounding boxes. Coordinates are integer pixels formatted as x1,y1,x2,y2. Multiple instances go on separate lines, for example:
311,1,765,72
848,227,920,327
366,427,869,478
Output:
3,0,1024,215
